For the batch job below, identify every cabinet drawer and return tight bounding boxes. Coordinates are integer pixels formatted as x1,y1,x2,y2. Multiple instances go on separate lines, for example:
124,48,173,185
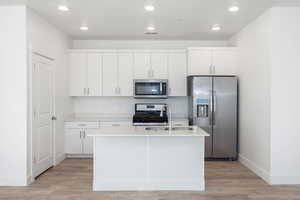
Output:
65,121,100,129
100,121,132,127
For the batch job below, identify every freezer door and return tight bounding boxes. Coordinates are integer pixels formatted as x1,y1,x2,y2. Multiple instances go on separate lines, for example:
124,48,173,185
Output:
189,76,213,157
212,77,237,158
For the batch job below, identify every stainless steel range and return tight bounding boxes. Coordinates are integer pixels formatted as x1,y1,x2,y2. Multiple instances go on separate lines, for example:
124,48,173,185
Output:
133,103,168,126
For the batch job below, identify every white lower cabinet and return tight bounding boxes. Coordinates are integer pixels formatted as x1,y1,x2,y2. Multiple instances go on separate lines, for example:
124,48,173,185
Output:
65,129,83,154
65,128,95,156
100,121,132,127
65,121,99,156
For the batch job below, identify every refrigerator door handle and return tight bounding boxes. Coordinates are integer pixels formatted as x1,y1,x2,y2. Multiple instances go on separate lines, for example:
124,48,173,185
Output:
209,90,213,126
213,90,217,126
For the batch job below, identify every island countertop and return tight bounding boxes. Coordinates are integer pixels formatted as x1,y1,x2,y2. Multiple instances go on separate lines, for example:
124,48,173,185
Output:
87,125,209,137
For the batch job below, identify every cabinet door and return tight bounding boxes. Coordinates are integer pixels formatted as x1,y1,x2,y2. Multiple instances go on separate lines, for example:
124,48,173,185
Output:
151,53,168,79
134,53,150,79
83,130,94,155
87,54,102,96
69,53,87,96
168,53,187,96
118,53,134,96
212,48,237,75
102,54,118,96
188,49,212,75
65,129,83,154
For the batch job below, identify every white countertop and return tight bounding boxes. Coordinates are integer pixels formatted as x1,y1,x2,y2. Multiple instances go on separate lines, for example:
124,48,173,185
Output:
65,114,188,123
87,125,209,137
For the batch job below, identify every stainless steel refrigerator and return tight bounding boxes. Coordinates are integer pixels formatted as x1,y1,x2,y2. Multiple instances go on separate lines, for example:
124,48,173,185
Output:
187,76,238,160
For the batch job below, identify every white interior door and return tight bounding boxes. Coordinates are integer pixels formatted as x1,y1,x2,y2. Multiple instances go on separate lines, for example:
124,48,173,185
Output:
32,54,54,178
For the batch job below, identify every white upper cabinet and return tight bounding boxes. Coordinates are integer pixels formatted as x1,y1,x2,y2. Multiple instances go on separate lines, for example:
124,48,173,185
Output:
212,48,236,75
69,53,87,96
118,53,134,96
151,53,168,79
102,53,118,96
188,48,237,76
168,52,187,96
188,48,212,75
134,53,150,79
69,48,236,97
69,52,102,96
87,53,102,96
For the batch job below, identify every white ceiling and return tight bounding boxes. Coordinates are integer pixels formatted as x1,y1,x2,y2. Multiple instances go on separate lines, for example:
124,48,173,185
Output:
2,0,281,40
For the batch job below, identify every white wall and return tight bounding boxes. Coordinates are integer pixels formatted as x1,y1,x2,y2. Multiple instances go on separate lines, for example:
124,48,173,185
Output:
231,6,300,185
0,5,28,186
270,7,300,184
73,97,188,118
27,8,72,176
230,10,272,182
72,40,229,49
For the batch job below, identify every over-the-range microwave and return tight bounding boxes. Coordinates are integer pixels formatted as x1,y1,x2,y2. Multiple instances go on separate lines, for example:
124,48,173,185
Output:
134,79,168,99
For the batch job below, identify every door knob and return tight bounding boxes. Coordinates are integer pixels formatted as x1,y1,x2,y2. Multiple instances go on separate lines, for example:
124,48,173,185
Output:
51,116,57,120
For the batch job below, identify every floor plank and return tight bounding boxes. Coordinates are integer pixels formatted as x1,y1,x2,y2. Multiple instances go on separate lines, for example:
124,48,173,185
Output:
0,159,300,200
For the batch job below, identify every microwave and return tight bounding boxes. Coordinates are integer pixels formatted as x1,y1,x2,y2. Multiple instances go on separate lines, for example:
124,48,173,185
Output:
134,79,168,99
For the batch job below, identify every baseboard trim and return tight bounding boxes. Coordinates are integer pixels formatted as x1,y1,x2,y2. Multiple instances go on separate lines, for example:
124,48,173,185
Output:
55,152,66,165
238,154,271,184
66,154,93,158
27,175,33,185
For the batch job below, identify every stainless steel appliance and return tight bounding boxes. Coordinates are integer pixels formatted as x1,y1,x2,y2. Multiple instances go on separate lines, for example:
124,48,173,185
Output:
187,75,238,160
134,79,168,99
133,103,168,126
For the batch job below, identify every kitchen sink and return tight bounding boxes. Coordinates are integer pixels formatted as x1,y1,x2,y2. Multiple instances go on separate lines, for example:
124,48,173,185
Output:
144,127,195,131
145,127,170,131
171,127,195,131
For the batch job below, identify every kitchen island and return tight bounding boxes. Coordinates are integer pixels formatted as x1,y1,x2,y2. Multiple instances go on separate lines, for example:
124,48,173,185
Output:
88,126,209,191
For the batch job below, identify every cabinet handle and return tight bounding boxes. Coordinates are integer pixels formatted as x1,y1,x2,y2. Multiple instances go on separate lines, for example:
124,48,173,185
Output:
79,131,82,139
87,88,90,95
83,131,86,138
118,87,121,95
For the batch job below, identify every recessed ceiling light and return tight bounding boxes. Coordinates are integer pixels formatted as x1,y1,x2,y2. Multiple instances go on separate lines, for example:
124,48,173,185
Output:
228,5,239,12
212,25,221,31
144,4,155,12
147,25,156,31
58,5,69,12
80,26,89,31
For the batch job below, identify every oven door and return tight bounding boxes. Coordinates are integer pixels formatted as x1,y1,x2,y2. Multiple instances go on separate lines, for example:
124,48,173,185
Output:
134,80,168,98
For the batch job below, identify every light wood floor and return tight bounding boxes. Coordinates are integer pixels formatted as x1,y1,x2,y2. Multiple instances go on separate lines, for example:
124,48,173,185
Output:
0,159,300,200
